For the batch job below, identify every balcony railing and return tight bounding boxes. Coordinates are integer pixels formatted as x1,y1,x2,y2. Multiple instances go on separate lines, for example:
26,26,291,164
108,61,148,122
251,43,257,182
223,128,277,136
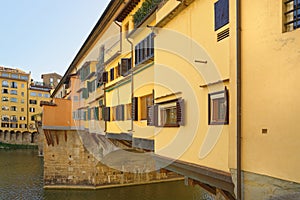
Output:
133,0,164,28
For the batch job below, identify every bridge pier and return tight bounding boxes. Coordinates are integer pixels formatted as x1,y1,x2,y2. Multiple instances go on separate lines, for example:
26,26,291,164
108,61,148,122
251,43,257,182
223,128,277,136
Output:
43,129,182,188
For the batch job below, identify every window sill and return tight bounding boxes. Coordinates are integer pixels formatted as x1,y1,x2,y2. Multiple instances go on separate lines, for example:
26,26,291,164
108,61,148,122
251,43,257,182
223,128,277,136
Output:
157,124,180,128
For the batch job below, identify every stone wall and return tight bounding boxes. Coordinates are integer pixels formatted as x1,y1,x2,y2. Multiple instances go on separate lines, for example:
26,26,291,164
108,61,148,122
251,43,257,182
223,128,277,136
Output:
231,169,300,200
0,131,38,146
43,130,182,188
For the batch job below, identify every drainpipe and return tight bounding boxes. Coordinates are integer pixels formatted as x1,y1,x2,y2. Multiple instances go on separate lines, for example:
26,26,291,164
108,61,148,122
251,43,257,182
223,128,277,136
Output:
236,0,242,199
126,36,134,134
114,21,122,53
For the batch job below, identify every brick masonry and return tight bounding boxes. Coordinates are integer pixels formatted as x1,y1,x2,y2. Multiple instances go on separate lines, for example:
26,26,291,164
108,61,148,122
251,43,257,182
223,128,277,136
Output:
43,130,182,188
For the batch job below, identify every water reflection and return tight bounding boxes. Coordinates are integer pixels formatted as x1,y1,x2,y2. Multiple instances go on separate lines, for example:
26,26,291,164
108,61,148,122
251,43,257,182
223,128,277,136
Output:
0,149,213,200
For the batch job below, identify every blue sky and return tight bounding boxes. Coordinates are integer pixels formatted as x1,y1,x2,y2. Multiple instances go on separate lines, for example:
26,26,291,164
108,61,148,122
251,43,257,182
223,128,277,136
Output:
0,0,110,81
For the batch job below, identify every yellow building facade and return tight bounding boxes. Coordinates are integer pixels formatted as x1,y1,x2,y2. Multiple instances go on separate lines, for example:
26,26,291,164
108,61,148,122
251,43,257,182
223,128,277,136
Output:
46,0,300,199
0,66,52,144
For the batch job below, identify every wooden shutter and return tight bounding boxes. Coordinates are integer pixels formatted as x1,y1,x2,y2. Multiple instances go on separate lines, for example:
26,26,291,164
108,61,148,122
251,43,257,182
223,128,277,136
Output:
103,107,110,121
132,97,138,121
110,68,114,81
147,104,158,126
102,71,108,83
176,99,184,126
121,58,130,76
214,0,229,31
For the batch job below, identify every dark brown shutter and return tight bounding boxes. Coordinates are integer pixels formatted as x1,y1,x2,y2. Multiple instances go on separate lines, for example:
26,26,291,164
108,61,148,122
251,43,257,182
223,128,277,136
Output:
102,71,108,83
116,105,124,121
121,58,129,76
176,99,184,126
103,107,110,121
132,97,138,121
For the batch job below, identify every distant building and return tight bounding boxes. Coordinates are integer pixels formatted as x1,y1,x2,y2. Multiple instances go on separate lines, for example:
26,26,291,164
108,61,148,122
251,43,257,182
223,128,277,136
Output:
0,66,60,143
41,73,62,89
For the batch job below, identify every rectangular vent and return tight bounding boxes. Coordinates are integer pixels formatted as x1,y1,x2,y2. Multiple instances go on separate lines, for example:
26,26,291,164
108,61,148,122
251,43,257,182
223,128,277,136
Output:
217,28,230,42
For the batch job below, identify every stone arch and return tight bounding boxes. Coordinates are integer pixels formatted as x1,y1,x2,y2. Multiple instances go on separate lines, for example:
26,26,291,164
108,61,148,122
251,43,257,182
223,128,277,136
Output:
31,132,38,143
0,130,3,140
22,131,29,143
10,130,15,141
4,130,9,141
16,131,21,142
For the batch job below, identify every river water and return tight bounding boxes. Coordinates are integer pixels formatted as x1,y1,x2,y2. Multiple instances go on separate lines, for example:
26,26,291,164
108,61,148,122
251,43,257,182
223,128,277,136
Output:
0,149,214,200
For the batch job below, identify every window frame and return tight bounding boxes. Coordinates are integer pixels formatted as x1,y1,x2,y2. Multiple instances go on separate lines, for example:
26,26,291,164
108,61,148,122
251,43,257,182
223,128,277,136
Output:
208,88,229,125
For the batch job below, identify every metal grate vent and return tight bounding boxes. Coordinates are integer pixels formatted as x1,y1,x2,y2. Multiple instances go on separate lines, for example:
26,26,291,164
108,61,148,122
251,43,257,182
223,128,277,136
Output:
217,28,230,42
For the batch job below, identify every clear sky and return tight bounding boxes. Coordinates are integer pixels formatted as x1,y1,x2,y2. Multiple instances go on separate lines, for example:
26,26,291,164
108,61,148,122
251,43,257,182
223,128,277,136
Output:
0,0,110,81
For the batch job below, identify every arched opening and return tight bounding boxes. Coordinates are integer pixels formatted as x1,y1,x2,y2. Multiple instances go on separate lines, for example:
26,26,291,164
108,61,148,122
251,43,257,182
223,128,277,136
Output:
16,131,21,141
31,132,38,143
10,130,15,141
4,130,9,141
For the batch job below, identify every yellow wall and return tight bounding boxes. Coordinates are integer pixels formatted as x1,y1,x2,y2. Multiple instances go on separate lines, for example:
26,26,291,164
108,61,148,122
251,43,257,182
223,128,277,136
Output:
240,0,300,183
154,0,231,172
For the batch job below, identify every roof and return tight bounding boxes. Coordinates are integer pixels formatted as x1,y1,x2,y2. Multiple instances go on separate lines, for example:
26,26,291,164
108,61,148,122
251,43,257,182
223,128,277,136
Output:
0,66,29,74
116,0,141,22
51,0,125,98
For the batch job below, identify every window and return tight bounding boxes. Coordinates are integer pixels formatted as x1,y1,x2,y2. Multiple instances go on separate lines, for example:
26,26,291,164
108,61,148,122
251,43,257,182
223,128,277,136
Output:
21,99,25,104
135,33,154,66
93,107,99,120
147,99,184,127
1,115,9,122
10,97,18,103
10,123,18,128
44,94,50,98
10,90,17,95
19,124,27,128
2,89,8,94
11,106,17,111
10,115,18,122
2,97,9,102
1,73,9,77
11,82,17,88
126,103,132,120
20,116,26,120
21,83,25,88
140,94,153,120
21,92,24,96
21,108,24,112
38,93,42,97
115,65,120,79
208,88,229,125
50,78,54,86
20,75,28,80
111,106,117,121
214,0,229,31
2,106,9,111
11,74,19,79
29,107,35,112
87,108,91,120
284,0,300,31
1,123,9,128
30,92,36,96
2,80,9,87
120,58,132,76
29,99,37,104
31,116,35,121
110,68,115,81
